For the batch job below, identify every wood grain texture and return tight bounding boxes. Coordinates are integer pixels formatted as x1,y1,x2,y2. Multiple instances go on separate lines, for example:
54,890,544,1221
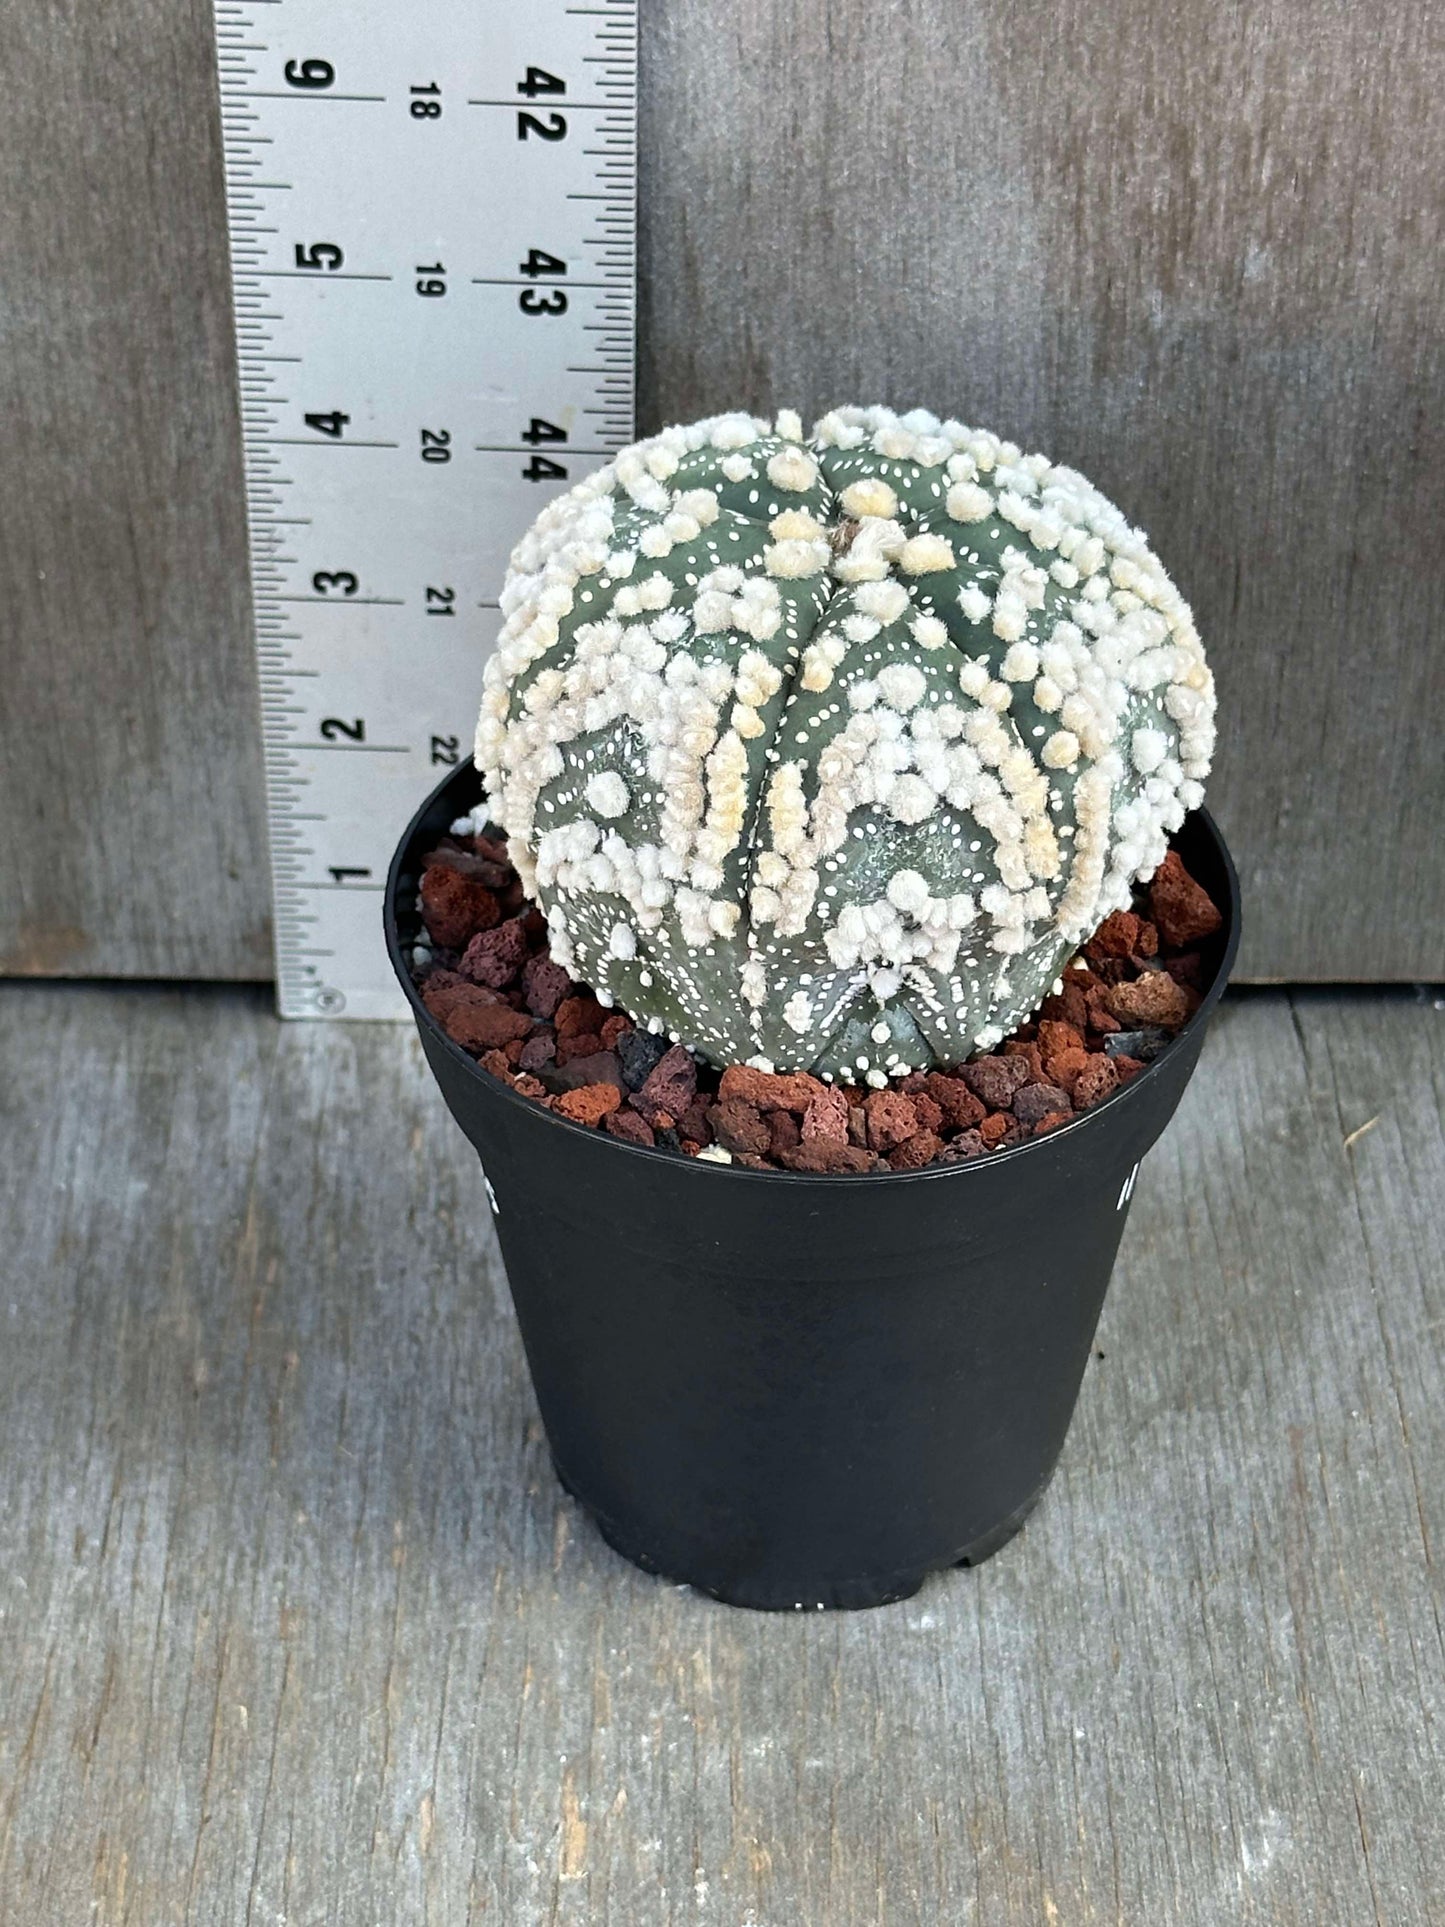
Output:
1,0,1442,981
0,2,271,980
1,984,1442,1924
635,0,1445,982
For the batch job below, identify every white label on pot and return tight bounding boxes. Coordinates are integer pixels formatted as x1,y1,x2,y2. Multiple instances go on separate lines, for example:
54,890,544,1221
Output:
1116,1162,1140,1210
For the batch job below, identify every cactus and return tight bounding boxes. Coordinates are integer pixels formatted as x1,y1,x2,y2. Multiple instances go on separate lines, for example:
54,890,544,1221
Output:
476,406,1214,1083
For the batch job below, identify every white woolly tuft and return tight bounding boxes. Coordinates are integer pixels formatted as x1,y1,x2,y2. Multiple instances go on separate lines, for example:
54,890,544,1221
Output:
475,404,1215,1075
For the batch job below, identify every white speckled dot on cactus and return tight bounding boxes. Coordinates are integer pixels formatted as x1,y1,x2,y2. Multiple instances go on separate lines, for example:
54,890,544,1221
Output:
475,405,1215,1081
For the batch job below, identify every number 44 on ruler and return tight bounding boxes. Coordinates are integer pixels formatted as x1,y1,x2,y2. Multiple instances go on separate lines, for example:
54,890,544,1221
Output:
213,0,637,1017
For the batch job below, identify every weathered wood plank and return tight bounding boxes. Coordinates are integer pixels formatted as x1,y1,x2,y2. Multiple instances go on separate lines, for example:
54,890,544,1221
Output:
0,985,1441,1923
0,2,270,980
1,0,1442,976
637,0,1445,982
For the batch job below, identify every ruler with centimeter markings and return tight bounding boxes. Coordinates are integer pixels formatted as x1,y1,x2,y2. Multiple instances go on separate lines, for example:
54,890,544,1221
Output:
212,0,637,1017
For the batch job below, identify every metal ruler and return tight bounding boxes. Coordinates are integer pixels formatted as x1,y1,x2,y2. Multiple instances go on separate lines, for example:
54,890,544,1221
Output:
212,0,637,1017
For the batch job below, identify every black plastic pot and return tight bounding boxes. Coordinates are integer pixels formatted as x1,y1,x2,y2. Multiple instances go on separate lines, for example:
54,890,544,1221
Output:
385,760,1241,1611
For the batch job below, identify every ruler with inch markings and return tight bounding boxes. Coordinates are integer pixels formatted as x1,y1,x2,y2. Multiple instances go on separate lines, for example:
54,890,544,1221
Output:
212,0,637,1016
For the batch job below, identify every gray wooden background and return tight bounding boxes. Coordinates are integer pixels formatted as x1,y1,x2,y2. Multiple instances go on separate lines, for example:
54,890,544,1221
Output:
2,0,1442,984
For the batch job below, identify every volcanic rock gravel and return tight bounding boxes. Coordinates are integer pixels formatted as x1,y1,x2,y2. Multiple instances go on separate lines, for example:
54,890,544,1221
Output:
408,825,1223,1174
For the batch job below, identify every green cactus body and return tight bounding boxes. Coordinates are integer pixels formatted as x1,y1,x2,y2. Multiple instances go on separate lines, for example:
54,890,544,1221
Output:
476,406,1214,1082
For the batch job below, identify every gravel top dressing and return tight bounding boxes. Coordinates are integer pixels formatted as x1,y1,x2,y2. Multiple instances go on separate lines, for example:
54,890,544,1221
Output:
407,820,1225,1176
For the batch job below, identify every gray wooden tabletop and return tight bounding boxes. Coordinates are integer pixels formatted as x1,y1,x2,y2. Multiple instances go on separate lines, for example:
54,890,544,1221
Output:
2,983,1442,1925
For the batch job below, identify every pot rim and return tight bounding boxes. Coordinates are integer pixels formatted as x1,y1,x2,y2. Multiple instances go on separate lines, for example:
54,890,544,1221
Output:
384,759,1242,1186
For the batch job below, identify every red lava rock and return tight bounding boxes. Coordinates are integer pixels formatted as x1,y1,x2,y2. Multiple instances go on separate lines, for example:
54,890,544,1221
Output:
1084,989,1121,1035
1088,955,1132,985
938,1129,988,1161
420,865,500,949
1039,980,1091,1032
411,824,1217,1177
421,973,499,1022
717,1066,825,1113
1073,1057,1119,1109
888,1131,944,1171
630,1044,699,1127
555,1083,622,1127
864,1089,919,1153
555,1029,605,1066
521,954,572,1020
1084,910,1145,960
1012,1082,1074,1125
555,994,607,1038
1043,1047,1091,1095
802,1086,850,1143
1001,1040,1046,1080
1037,1019,1086,1060
961,1055,1030,1110
711,1096,771,1155
923,1074,986,1131
517,1031,556,1074
1108,971,1190,1029
425,844,514,889
427,983,532,1054
1149,850,1223,948
549,1049,625,1093
416,960,466,991
604,1107,655,1147
676,1098,714,1146
778,1140,879,1175
458,918,528,989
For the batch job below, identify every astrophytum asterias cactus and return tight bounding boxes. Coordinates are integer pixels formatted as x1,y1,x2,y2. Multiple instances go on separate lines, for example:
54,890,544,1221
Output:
476,406,1215,1083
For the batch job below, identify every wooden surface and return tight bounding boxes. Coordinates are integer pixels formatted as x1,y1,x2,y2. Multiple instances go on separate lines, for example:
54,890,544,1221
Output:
0,1,1442,979
0,2,270,981
2,983,1443,1925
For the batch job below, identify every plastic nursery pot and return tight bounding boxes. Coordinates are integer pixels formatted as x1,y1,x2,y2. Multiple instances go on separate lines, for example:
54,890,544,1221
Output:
386,759,1242,1612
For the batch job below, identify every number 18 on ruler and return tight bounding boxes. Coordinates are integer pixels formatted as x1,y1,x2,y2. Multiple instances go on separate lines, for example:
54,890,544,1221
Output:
213,0,637,1016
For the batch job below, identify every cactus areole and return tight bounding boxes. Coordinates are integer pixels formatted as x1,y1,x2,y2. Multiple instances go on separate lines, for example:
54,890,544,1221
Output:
476,407,1215,1083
